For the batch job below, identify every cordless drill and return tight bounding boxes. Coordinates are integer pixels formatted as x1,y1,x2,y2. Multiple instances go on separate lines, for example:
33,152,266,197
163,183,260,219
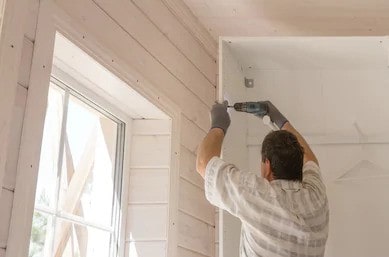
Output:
232,102,268,116
229,101,279,130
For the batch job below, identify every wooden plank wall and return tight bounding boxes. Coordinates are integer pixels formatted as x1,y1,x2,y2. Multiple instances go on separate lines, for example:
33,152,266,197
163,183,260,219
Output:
1,0,218,256
0,0,38,255
126,119,171,257
52,0,218,256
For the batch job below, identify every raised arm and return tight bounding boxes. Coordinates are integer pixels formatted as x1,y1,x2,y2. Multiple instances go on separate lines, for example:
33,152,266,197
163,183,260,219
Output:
257,101,319,166
281,122,319,166
196,101,230,178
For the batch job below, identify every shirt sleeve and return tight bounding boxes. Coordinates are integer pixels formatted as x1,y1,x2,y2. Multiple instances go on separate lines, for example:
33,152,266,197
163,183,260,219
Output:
204,156,270,216
302,161,326,197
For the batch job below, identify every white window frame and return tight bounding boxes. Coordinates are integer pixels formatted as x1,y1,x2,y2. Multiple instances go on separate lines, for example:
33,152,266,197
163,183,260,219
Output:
30,73,128,257
6,1,181,257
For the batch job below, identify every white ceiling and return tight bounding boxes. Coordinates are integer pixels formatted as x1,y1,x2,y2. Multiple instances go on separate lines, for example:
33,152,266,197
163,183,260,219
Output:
224,36,389,70
183,0,389,40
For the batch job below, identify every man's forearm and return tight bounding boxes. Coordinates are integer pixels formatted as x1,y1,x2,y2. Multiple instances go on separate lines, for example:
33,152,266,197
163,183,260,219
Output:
196,128,225,178
281,122,319,165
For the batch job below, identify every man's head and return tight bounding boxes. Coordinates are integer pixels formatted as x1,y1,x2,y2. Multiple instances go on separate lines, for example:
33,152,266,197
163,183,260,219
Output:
260,130,304,182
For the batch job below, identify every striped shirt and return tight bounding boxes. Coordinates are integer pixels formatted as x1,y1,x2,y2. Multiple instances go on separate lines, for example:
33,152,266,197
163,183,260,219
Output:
205,157,329,257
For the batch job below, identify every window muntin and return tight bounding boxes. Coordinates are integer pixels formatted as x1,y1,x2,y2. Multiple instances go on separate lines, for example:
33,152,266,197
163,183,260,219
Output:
29,77,125,257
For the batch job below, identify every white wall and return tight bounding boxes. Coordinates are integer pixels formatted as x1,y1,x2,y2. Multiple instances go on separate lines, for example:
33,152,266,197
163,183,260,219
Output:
1,0,218,257
0,0,38,254
126,119,171,257
221,37,389,257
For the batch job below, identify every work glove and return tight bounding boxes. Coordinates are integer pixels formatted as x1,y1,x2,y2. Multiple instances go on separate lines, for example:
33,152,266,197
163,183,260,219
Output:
210,100,231,135
255,101,288,129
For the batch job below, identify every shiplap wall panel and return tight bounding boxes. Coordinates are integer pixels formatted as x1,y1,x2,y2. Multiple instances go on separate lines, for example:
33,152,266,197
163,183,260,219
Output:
179,178,214,225
17,38,34,88
3,86,27,190
56,0,211,131
126,205,168,241
0,189,13,248
130,135,171,167
178,211,214,257
4,1,217,257
132,0,217,84
128,169,169,204
179,146,204,190
180,114,206,153
126,119,171,257
94,0,215,106
214,212,219,243
132,119,172,135
125,241,167,257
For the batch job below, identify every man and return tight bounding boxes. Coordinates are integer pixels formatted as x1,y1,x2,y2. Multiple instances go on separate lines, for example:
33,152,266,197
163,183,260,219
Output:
196,101,329,257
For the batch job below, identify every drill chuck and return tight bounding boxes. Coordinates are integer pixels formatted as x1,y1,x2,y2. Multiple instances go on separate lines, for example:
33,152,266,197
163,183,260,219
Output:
233,102,268,116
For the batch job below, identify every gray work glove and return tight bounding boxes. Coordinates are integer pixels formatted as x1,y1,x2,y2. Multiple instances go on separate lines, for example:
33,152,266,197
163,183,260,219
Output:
255,101,288,129
210,100,231,134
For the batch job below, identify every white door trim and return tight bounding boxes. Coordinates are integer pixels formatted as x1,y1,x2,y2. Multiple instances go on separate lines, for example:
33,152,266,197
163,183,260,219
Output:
0,0,29,196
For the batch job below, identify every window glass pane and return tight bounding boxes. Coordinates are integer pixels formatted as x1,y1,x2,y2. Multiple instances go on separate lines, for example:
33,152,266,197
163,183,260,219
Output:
29,211,54,257
35,84,64,209
52,219,111,257
58,95,118,227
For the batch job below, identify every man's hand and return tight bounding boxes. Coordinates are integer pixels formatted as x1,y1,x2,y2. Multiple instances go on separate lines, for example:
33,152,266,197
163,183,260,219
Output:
255,101,288,129
196,100,230,178
210,100,231,134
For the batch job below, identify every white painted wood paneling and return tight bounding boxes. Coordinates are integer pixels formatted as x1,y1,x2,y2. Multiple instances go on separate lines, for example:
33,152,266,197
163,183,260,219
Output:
6,1,216,257
178,211,214,257
214,211,219,244
17,37,34,88
126,118,171,256
126,205,168,241
179,178,214,225
179,145,204,190
132,0,217,84
132,119,172,135
3,86,27,190
0,189,13,248
128,169,169,204
183,0,389,39
53,34,169,120
56,0,212,131
94,0,215,106
130,135,171,168
125,241,167,257
24,0,39,41
180,114,206,153
161,0,217,59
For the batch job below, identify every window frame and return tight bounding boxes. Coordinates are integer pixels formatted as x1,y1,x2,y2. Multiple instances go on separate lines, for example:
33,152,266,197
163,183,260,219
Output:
29,74,127,257
6,2,182,257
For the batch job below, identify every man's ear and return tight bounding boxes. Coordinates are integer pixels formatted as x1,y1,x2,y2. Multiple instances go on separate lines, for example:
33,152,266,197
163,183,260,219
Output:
264,159,274,180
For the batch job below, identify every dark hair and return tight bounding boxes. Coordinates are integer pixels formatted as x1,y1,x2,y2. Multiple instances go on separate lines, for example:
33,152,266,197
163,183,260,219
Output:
261,130,304,181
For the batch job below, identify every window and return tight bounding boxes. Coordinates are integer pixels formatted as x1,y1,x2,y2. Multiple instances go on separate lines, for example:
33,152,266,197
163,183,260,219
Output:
29,77,125,257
